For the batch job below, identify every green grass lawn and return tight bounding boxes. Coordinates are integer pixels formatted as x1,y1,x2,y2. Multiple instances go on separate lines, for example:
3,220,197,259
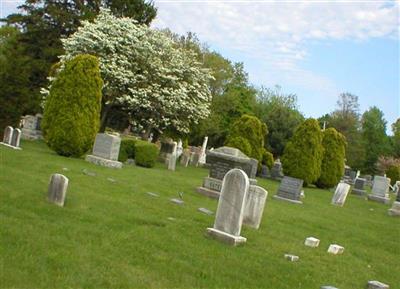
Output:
1,140,399,289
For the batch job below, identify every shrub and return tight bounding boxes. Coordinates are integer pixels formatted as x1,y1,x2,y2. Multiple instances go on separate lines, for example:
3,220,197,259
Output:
118,139,137,162
316,128,346,188
225,136,252,157
376,156,400,175
135,141,159,168
386,165,400,185
262,148,274,169
41,54,103,157
225,114,267,162
281,118,323,186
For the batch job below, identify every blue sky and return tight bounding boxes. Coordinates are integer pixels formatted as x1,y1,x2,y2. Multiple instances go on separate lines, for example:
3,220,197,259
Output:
1,0,399,132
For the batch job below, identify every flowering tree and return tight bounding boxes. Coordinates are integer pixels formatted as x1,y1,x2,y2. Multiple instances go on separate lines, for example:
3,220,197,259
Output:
59,9,213,136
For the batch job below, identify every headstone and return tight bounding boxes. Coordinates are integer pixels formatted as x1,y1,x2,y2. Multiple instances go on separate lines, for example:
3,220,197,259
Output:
198,136,208,166
364,174,373,186
270,160,284,180
368,176,390,204
20,114,43,140
388,201,400,216
196,146,258,199
243,185,268,229
331,183,351,206
168,142,177,171
327,244,344,255
176,139,183,158
259,165,270,179
146,192,159,197
47,174,68,207
284,254,299,262
159,141,174,162
352,177,367,195
170,198,184,205
367,281,389,289
305,237,320,248
85,133,122,168
206,169,249,246
198,207,214,215
2,126,13,144
180,149,191,167
320,286,339,289
273,176,303,204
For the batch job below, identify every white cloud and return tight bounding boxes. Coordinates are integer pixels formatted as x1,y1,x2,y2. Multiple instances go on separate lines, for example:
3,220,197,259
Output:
152,0,399,98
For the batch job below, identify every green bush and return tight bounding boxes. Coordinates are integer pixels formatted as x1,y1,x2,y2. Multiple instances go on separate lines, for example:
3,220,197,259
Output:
262,148,274,169
386,165,400,185
135,141,159,168
282,118,323,186
316,128,346,188
118,139,137,162
41,54,103,157
225,114,267,162
225,136,252,157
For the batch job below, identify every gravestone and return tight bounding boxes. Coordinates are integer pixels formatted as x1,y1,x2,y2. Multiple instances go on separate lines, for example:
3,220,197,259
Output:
243,185,268,229
176,140,183,158
180,149,191,167
364,174,373,186
198,136,208,166
259,165,270,179
11,128,22,148
273,176,303,204
85,133,122,168
196,146,258,199
206,169,249,246
20,114,43,140
2,126,13,144
368,176,390,204
331,182,351,206
367,280,390,289
47,174,68,207
327,244,344,254
159,140,174,163
270,160,284,180
351,177,366,195
168,142,177,171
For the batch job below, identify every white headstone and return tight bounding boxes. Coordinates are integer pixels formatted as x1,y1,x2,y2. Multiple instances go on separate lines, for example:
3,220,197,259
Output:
368,176,390,204
3,126,13,145
243,185,268,229
327,244,344,255
331,183,351,206
206,169,249,246
198,136,208,166
11,128,21,147
367,280,390,289
168,142,177,171
176,139,183,158
305,237,320,248
47,174,68,207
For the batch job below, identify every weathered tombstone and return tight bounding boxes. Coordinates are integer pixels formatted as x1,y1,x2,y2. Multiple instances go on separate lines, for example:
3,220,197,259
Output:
305,237,320,248
2,126,13,145
327,244,344,255
351,177,366,195
321,286,339,289
47,174,68,207
270,160,284,180
284,254,299,262
196,146,258,199
159,140,174,163
180,149,191,167
364,174,373,186
176,139,183,158
367,280,390,289
206,169,249,246
85,133,122,168
331,182,351,206
197,136,208,166
368,176,390,204
259,165,270,179
20,114,43,140
11,128,22,148
168,142,177,171
243,185,268,229
273,176,303,204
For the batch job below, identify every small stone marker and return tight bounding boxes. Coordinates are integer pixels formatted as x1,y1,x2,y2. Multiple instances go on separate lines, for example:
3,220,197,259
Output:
2,126,13,144
168,142,177,171
305,237,320,248
82,169,96,177
271,159,284,180
352,177,367,195
10,128,22,148
327,244,344,255
198,207,214,215
284,254,299,262
274,176,303,204
206,168,249,246
198,136,208,166
107,177,116,183
62,167,69,171
243,185,268,229
47,173,68,207
146,192,159,197
331,183,351,206
320,286,339,289
388,201,400,216
368,176,390,204
85,133,122,168
367,280,389,289
170,198,184,205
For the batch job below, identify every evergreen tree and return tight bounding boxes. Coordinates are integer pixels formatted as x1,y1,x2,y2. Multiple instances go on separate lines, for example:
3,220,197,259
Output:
391,118,400,158
316,128,346,188
281,118,323,185
42,54,103,157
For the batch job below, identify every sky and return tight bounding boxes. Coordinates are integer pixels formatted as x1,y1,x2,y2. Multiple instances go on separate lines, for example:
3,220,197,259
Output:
1,0,399,132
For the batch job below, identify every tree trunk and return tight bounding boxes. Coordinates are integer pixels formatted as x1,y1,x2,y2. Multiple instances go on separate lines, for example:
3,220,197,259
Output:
99,103,111,133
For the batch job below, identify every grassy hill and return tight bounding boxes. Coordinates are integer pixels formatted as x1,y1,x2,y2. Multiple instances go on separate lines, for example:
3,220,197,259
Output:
1,140,399,289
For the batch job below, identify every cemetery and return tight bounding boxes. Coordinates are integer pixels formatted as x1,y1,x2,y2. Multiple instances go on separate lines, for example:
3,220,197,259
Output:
0,1,398,289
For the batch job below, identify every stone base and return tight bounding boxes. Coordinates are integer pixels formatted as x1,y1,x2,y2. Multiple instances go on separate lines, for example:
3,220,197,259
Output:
85,155,122,169
196,186,220,199
367,194,390,204
206,228,246,246
0,142,21,150
351,188,366,196
273,195,303,204
388,201,400,216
